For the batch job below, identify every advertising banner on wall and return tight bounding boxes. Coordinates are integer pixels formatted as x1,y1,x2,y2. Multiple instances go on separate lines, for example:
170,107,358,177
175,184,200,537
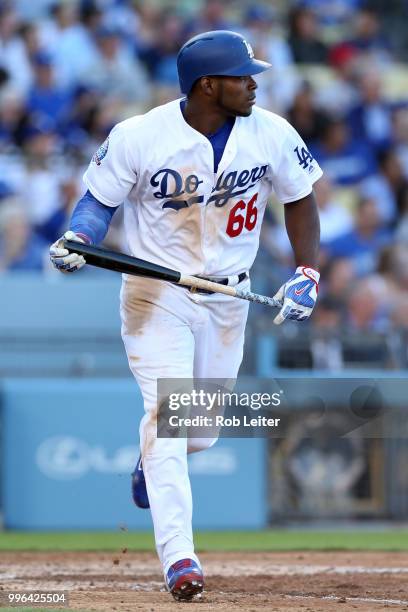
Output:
1,379,267,530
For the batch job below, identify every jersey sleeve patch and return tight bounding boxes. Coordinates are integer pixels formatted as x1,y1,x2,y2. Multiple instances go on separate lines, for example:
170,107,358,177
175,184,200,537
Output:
269,118,323,204
92,137,110,166
294,145,315,173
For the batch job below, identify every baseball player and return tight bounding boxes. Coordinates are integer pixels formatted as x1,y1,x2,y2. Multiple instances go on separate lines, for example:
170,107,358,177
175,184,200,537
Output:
50,30,321,601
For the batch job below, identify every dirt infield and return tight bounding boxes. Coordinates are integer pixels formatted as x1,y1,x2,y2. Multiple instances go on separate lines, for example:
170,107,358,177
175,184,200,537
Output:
1,551,408,611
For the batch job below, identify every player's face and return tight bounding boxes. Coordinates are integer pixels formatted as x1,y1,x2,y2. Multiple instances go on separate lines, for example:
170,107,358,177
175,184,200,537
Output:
214,75,258,117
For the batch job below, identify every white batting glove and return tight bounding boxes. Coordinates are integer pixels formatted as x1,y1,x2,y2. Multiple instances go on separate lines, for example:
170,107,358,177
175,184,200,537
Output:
273,266,320,325
49,230,86,273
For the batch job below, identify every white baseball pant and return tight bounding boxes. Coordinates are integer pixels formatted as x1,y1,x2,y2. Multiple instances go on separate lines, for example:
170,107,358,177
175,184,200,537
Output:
120,274,249,573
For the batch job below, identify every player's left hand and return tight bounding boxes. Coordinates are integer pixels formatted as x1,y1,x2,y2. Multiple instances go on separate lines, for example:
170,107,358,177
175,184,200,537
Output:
273,266,319,325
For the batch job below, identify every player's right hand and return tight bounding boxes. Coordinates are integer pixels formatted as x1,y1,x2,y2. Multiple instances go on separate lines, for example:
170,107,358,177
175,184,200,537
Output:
49,230,86,273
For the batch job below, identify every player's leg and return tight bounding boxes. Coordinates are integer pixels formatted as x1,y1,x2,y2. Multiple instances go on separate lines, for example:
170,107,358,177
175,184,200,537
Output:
120,276,201,572
188,283,250,453
194,285,250,378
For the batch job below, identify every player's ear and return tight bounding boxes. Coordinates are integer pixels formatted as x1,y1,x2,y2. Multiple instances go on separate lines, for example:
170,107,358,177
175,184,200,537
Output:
200,76,218,97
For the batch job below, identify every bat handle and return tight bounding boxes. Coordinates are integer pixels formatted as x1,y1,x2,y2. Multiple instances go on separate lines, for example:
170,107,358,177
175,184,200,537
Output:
235,288,280,308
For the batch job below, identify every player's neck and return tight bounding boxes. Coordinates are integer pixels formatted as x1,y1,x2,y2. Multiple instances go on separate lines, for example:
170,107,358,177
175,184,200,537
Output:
182,99,231,136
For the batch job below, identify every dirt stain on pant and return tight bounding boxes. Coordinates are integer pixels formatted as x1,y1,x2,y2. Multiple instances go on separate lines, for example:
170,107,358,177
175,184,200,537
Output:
120,276,164,336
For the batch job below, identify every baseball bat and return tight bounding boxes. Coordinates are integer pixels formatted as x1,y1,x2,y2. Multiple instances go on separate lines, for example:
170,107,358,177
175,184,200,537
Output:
63,239,280,308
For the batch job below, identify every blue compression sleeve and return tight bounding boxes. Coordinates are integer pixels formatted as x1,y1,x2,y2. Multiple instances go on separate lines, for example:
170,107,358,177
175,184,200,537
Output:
69,190,117,245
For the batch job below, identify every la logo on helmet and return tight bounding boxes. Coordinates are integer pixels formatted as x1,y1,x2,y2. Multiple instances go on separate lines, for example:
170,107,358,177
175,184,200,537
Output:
243,39,254,58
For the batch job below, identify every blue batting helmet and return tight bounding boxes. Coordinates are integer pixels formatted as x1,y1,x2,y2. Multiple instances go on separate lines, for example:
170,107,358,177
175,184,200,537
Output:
177,30,272,95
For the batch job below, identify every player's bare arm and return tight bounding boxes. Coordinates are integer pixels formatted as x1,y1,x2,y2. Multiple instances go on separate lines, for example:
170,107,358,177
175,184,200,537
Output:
273,190,321,325
284,190,320,270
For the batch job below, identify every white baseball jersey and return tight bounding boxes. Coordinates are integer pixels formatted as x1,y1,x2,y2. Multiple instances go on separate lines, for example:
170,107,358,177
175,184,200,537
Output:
84,98,322,276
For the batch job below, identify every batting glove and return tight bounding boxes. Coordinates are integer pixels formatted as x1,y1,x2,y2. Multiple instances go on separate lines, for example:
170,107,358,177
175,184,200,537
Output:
273,266,319,325
49,230,87,273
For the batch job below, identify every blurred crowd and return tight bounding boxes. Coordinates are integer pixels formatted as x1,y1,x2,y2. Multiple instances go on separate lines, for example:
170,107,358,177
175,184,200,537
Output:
1,0,408,368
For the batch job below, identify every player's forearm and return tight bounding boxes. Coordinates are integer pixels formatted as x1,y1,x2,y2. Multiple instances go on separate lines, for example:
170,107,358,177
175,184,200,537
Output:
69,190,117,245
284,191,320,270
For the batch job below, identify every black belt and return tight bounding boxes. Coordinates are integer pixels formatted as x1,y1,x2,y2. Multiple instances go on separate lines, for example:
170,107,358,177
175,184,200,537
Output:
190,272,248,295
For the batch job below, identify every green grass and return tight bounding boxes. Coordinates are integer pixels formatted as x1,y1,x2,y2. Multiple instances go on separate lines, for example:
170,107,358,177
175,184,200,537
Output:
0,530,407,551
